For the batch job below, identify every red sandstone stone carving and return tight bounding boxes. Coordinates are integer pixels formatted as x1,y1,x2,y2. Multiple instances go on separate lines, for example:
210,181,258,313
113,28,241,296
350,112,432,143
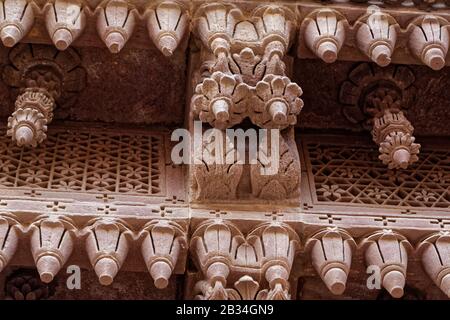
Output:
191,130,244,200
30,216,76,283
97,0,137,53
0,213,20,273
3,44,86,147
417,232,450,298
192,72,249,129
306,227,356,295
0,0,34,47
191,219,299,300
140,219,186,289
356,12,398,67
45,0,86,51
145,1,188,57
303,9,347,63
360,230,412,298
85,218,131,286
408,15,449,70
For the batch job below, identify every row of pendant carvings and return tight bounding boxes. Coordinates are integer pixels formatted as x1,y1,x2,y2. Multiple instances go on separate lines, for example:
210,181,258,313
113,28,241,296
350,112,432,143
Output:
1,213,450,299
2,1,450,69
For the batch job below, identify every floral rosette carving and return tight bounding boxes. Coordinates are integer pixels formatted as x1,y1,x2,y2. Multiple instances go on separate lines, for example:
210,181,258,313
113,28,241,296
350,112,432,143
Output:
378,131,420,170
373,110,420,169
192,72,249,129
249,75,303,129
7,89,55,147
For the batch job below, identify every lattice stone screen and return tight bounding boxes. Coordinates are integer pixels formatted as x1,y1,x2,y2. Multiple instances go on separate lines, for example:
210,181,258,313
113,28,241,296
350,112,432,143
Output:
300,135,450,214
0,129,163,195
0,124,187,219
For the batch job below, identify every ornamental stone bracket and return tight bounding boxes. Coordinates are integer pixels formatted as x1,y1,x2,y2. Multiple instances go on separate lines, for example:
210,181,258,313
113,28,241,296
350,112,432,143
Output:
189,2,303,203
189,219,299,300
339,63,420,169
2,44,86,147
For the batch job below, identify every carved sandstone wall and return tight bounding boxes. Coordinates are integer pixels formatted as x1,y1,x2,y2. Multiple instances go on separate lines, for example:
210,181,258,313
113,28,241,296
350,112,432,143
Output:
0,0,448,300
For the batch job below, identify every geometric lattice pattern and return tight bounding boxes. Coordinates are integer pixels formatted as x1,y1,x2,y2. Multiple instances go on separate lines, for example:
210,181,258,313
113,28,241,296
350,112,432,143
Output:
306,143,450,208
0,129,163,195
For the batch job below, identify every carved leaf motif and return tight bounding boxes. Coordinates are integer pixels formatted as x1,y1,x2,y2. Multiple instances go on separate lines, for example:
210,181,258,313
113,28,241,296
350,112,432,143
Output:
250,134,300,200
249,74,303,129
192,72,249,129
192,130,243,200
233,275,260,300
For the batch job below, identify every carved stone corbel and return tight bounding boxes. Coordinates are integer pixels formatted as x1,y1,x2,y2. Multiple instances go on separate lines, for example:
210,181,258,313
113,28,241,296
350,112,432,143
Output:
145,1,189,57
192,3,302,129
191,219,246,300
97,0,137,53
0,0,35,47
85,218,131,286
305,227,356,295
140,219,186,289
417,232,450,298
247,222,299,300
302,9,347,63
408,15,449,70
356,12,398,67
45,0,86,51
0,213,20,273
360,230,412,298
30,216,76,283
